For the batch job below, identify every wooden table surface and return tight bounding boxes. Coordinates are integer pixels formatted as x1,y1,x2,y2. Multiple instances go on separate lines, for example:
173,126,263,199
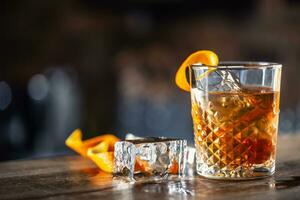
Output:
0,135,300,200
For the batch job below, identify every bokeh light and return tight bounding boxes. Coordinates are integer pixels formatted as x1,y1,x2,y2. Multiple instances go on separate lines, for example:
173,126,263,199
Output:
0,0,299,161
28,74,49,101
0,81,12,111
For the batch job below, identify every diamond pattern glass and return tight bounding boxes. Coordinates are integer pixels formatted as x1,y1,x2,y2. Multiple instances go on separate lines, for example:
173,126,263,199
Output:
190,62,281,179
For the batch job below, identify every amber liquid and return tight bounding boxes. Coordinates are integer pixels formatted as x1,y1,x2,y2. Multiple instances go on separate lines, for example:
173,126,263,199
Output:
191,87,280,179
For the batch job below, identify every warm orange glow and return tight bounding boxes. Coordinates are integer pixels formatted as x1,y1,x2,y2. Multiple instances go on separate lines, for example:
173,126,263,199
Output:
135,158,152,172
168,159,179,174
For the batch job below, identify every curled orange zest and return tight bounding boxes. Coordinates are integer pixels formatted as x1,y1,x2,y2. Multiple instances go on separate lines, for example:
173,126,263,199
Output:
175,50,219,92
87,151,114,173
65,129,119,173
65,129,119,157
90,140,110,153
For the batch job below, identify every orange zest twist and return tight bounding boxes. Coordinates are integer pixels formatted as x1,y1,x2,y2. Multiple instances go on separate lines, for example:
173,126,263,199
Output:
175,50,219,92
65,129,119,173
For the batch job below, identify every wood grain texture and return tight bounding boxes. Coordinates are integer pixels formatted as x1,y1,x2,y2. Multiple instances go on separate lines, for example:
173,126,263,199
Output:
0,135,300,200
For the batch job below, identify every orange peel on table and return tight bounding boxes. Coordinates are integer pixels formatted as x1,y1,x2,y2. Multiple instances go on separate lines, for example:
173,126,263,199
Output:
87,150,115,173
175,50,219,92
65,129,119,173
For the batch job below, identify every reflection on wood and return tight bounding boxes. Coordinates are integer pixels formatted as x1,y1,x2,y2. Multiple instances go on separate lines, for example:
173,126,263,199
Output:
0,135,299,200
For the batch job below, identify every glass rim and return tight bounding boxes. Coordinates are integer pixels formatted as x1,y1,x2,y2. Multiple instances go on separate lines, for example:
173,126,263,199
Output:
191,61,282,70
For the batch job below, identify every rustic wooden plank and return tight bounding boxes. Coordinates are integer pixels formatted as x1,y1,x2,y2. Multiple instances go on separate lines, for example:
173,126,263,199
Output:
0,135,299,200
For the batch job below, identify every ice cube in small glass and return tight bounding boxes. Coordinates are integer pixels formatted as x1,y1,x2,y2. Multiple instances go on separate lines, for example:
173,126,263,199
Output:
114,137,187,180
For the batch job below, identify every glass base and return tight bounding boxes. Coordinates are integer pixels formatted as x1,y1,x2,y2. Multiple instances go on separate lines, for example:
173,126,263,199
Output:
196,163,275,180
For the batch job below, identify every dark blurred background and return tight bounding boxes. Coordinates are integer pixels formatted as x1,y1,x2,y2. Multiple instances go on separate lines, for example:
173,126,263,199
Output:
1,0,299,161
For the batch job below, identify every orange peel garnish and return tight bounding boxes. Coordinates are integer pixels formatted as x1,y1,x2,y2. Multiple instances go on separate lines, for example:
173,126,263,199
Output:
175,50,219,92
66,129,119,173
87,151,114,173
90,140,110,153
65,129,119,157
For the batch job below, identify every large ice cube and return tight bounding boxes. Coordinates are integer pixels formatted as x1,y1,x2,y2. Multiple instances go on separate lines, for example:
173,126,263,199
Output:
114,137,187,180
